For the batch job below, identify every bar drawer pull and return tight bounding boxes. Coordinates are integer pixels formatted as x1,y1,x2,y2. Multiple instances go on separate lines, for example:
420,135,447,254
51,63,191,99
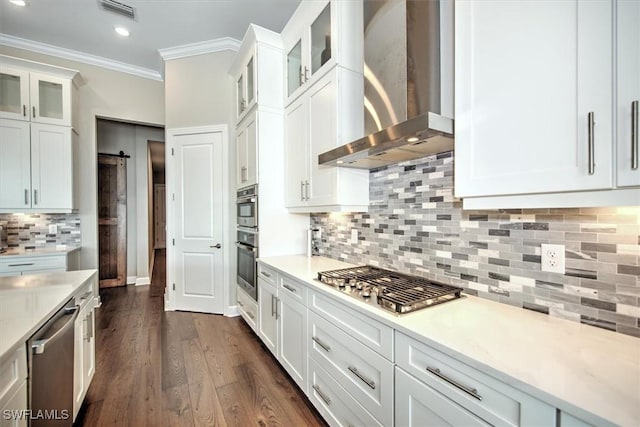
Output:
261,271,272,278
426,366,483,401
247,312,255,320
588,112,595,175
8,263,34,267
312,384,331,405
347,366,376,390
283,284,297,293
632,100,638,170
312,336,331,352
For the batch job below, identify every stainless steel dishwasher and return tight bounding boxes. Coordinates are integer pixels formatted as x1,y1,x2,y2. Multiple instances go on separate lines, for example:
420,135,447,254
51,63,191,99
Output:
28,298,78,426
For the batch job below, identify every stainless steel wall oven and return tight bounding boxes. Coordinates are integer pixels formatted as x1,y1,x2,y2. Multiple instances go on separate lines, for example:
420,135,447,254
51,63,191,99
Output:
236,185,258,228
236,228,258,300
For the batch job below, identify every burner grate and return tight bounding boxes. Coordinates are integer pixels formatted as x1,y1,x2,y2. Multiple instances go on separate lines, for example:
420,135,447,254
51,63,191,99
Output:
318,266,462,314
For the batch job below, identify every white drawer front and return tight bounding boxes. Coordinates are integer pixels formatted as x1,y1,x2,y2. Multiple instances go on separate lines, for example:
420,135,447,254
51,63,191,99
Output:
309,290,393,360
237,286,258,331
279,274,307,304
257,263,276,285
309,357,382,427
396,332,555,427
0,345,26,407
0,255,66,274
309,310,393,427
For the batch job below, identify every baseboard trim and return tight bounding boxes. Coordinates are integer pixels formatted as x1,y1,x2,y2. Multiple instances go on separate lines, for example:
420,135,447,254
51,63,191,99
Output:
135,277,151,286
225,305,240,317
126,276,136,285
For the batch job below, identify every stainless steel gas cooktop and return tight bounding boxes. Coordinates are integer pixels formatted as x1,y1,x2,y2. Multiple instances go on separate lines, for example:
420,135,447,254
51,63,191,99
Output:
317,266,463,314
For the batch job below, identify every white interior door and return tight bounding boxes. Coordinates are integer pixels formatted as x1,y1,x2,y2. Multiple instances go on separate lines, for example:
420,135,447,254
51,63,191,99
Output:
172,129,224,314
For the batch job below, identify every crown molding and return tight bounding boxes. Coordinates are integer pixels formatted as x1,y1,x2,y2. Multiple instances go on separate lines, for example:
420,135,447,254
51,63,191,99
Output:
0,33,163,81
158,37,241,61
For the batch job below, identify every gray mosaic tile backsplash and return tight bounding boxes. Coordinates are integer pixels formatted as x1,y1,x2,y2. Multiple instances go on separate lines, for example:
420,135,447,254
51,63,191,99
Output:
0,213,81,249
311,152,640,338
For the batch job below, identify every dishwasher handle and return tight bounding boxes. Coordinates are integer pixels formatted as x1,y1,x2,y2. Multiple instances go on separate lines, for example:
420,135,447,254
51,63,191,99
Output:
31,306,79,355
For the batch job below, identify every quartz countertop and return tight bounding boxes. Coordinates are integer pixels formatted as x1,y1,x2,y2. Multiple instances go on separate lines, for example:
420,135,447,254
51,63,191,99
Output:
0,270,97,358
0,246,81,257
258,255,640,427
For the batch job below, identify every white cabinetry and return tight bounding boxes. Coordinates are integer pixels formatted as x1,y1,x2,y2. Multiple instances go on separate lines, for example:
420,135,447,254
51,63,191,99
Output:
282,0,363,106
256,267,308,392
73,284,96,421
455,0,639,208
395,332,556,426
235,112,257,189
0,253,70,277
0,345,27,427
616,0,640,187
0,60,76,127
0,56,79,213
284,67,368,212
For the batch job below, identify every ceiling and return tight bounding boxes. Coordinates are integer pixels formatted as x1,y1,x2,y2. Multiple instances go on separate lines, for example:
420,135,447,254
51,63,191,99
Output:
0,0,301,78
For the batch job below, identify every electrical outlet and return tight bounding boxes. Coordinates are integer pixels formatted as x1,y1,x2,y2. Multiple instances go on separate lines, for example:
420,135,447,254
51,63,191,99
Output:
351,229,358,244
48,224,57,234
541,243,565,274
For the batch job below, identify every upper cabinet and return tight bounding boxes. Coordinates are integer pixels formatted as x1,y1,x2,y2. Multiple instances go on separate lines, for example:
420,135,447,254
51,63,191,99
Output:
0,56,80,128
282,0,364,106
230,25,284,124
616,0,640,188
455,0,639,208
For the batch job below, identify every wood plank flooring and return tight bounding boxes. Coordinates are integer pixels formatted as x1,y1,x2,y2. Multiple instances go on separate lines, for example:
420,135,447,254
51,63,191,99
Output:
76,250,327,427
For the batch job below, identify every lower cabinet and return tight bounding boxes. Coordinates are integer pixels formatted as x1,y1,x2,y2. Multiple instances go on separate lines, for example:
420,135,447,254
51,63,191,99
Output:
236,286,258,332
73,295,96,420
396,367,489,427
0,345,27,427
0,254,68,277
0,381,27,427
257,275,308,392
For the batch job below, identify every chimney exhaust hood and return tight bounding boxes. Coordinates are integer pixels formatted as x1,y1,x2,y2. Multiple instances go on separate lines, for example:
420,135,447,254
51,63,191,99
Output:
319,0,454,169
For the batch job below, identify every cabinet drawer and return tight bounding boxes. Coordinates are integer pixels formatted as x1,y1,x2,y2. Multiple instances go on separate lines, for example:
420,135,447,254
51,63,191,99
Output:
279,274,307,303
257,263,276,285
396,332,555,426
309,310,393,427
0,255,66,274
309,357,382,427
309,290,393,360
0,345,26,407
237,286,258,331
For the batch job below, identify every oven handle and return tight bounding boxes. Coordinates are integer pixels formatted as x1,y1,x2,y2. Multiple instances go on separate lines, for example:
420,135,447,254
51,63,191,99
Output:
236,197,257,204
235,241,257,253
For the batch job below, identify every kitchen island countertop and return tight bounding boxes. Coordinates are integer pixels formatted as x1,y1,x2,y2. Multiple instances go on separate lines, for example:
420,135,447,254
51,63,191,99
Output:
259,254,640,427
0,270,97,359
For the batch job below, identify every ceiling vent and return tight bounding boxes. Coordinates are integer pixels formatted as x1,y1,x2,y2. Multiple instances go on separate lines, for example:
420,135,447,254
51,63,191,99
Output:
100,0,136,20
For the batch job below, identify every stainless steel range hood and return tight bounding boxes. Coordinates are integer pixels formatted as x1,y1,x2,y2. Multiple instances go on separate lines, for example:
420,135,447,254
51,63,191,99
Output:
319,0,454,169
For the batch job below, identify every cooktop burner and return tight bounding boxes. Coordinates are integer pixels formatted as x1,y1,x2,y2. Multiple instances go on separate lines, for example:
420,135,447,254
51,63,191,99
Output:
317,266,462,314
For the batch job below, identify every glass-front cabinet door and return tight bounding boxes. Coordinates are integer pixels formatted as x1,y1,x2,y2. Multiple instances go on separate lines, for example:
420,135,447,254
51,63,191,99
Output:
237,74,245,116
287,40,303,97
29,72,71,126
246,57,255,105
0,67,30,121
310,3,332,76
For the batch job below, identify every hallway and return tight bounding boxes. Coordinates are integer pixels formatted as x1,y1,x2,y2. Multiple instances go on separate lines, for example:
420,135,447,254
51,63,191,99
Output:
76,250,325,426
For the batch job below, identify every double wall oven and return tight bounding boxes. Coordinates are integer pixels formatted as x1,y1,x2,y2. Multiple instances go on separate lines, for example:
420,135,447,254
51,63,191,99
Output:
236,185,258,300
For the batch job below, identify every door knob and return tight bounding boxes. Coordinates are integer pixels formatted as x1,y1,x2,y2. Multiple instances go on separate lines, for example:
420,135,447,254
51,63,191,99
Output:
210,243,222,249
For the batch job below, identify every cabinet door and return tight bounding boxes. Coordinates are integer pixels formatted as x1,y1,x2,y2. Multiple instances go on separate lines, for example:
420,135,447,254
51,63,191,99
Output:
309,2,332,78
246,56,255,108
257,277,277,355
29,72,71,127
0,119,31,209
0,381,27,427
244,114,257,187
278,292,307,392
82,308,96,398
395,368,490,427
286,39,304,103
30,123,73,210
236,124,247,188
73,309,85,419
284,96,309,207
307,70,338,207
616,0,640,187
0,66,30,122
237,73,245,118
455,0,613,197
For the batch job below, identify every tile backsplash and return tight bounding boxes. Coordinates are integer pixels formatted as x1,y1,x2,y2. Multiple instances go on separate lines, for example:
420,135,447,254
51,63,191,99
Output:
0,213,81,249
311,152,640,338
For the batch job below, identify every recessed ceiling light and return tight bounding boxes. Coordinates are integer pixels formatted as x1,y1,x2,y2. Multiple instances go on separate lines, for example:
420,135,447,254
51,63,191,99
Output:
407,137,419,143
10,0,27,6
114,26,130,37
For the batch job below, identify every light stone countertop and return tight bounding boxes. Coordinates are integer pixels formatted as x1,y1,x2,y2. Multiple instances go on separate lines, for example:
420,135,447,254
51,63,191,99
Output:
0,270,97,359
258,254,640,427
0,246,81,258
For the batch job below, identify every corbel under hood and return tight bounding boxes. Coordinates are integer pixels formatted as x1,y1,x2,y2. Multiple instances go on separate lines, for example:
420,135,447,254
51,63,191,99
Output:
318,0,454,169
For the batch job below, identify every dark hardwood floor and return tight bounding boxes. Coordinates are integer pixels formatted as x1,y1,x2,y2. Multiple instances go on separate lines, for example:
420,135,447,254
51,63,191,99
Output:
76,249,327,427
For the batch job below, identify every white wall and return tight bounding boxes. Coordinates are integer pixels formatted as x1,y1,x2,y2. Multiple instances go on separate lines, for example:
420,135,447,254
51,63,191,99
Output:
97,120,164,283
164,50,238,311
0,45,165,272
